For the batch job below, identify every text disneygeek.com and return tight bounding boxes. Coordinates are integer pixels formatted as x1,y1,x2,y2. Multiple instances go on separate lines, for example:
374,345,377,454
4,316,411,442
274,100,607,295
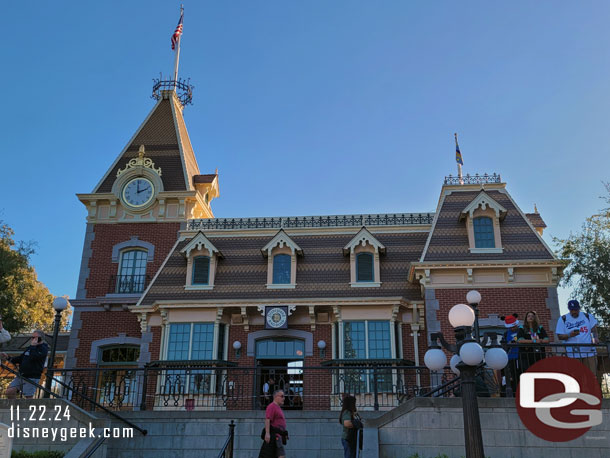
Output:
8,423,134,441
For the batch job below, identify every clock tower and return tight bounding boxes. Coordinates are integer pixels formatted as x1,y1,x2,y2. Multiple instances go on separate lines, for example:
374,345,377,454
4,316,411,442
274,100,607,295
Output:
67,83,219,369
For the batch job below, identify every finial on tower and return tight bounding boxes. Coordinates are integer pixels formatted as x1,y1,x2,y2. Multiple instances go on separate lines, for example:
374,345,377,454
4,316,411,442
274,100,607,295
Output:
152,5,193,107
534,203,539,213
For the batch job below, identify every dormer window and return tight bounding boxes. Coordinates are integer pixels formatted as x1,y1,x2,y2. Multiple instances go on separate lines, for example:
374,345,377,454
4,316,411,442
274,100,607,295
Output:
473,217,495,248
192,256,210,285
272,254,292,284
356,253,374,282
181,232,222,290
262,230,303,289
344,228,385,287
460,192,506,254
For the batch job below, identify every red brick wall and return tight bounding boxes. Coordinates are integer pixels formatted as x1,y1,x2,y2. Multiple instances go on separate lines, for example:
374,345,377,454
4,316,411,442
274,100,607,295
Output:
432,287,553,345
85,222,180,298
74,311,142,368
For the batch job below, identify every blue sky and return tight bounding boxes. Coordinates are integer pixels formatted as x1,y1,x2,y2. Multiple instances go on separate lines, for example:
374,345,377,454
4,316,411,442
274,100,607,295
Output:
1,1,609,313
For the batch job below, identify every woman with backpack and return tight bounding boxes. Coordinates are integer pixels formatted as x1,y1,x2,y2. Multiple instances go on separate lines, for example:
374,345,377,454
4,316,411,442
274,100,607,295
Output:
340,395,362,458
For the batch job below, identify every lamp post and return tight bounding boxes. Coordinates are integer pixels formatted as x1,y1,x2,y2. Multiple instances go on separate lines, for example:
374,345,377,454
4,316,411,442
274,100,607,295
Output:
43,297,69,398
424,300,508,458
466,290,482,342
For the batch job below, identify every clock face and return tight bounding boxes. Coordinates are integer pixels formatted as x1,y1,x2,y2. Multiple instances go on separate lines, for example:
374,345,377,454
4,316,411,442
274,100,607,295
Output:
266,307,288,329
122,177,155,208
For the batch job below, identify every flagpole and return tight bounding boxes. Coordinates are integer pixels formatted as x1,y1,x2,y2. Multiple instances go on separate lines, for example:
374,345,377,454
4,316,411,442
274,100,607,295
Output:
173,5,184,89
455,133,464,185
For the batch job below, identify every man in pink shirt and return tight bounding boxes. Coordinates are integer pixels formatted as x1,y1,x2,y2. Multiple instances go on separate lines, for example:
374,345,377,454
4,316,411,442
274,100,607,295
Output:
264,389,287,457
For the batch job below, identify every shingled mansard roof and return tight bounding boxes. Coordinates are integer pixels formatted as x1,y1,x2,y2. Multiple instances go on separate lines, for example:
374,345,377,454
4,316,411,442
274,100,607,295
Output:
92,92,201,194
137,229,428,307
419,188,556,262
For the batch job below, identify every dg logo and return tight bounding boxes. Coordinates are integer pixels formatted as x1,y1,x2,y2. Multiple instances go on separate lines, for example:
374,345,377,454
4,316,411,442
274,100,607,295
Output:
516,356,603,442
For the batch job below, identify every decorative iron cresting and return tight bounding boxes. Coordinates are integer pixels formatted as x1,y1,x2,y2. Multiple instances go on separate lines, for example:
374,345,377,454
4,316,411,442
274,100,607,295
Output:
187,213,435,231
444,173,501,185
152,77,194,106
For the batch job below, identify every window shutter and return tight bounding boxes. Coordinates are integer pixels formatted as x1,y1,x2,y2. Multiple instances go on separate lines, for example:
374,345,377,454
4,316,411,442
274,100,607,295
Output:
193,257,210,284
357,253,374,282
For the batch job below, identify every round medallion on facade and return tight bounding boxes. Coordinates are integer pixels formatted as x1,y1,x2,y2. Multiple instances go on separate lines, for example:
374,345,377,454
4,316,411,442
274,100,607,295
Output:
122,177,155,208
266,307,287,328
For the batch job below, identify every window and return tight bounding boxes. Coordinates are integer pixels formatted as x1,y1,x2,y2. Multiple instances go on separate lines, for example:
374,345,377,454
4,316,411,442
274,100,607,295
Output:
167,323,215,360
273,254,291,284
192,256,210,285
165,323,217,396
344,228,385,287
181,232,222,290
97,345,140,409
473,217,495,248
263,230,302,289
344,322,366,359
256,338,305,359
116,249,147,293
342,321,393,393
356,253,374,282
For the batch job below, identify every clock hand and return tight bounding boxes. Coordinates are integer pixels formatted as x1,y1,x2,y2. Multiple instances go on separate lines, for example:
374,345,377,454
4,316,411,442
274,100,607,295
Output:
137,184,150,194
136,181,140,193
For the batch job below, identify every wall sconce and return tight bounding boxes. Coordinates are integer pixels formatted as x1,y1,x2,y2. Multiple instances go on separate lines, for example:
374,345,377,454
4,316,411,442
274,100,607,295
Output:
233,340,242,359
317,340,326,359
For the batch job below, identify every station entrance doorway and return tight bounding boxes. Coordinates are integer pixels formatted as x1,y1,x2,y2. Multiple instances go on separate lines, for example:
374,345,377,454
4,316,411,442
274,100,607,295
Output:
256,337,304,410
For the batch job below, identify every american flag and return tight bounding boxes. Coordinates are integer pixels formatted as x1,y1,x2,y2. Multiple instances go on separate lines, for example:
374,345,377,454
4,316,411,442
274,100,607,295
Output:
171,11,183,50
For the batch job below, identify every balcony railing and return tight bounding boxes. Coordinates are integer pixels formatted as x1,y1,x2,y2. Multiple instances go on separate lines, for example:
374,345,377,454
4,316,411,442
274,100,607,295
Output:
109,274,151,294
444,173,502,185
15,361,450,412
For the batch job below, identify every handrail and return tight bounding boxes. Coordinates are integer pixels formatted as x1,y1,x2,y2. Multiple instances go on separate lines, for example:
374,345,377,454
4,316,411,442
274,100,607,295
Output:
0,363,147,436
217,420,235,458
83,436,107,458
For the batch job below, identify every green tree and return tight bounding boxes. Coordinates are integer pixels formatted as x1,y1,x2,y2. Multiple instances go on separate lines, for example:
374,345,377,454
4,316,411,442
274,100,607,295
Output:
555,184,610,340
0,220,70,333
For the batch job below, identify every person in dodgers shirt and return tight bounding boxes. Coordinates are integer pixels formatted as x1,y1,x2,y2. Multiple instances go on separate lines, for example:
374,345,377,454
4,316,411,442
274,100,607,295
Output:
555,299,599,375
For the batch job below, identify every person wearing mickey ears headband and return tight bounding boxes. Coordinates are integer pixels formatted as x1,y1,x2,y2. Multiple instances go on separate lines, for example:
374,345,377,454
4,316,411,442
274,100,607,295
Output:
1,329,48,399
0,314,11,345
501,314,521,396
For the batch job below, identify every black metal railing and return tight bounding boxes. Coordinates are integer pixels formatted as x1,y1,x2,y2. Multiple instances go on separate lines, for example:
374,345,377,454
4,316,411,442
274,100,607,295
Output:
501,342,610,397
10,362,449,412
109,274,150,294
217,420,235,458
444,173,502,185
152,77,194,106
187,212,435,231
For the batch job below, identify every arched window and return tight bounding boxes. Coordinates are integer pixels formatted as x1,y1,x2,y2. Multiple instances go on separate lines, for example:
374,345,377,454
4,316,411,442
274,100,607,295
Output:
273,254,291,284
117,249,147,293
473,217,495,248
192,256,210,285
356,253,374,282
97,345,140,409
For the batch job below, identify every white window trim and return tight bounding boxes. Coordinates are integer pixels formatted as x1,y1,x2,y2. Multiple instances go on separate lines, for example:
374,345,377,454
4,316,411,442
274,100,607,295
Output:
181,232,222,290
344,228,385,287
461,192,506,254
263,231,302,289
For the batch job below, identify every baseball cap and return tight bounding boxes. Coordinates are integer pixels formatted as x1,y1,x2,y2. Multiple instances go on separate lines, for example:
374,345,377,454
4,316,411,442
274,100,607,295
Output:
567,300,580,311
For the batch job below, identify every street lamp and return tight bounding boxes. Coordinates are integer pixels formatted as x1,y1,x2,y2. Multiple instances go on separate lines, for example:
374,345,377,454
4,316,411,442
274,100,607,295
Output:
317,340,326,358
43,297,69,397
424,301,508,458
466,290,482,342
233,340,242,359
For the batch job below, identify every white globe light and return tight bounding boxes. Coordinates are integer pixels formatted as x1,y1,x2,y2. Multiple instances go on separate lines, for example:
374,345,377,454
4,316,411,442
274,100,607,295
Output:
485,347,508,370
424,349,447,371
459,342,484,366
466,290,482,305
450,354,461,375
317,340,326,349
52,297,69,311
232,341,242,350
448,304,475,328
